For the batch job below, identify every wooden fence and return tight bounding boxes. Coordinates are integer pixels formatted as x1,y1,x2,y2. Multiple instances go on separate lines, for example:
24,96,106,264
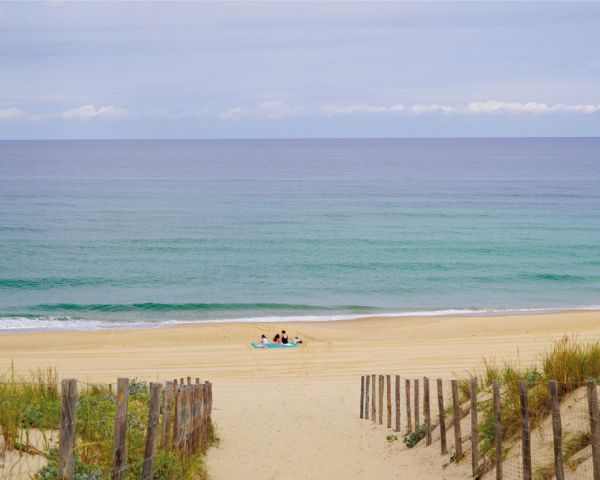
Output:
58,377,213,480
359,375,600,479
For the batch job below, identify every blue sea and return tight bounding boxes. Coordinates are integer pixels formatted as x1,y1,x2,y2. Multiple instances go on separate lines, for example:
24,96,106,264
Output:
0,138,599,332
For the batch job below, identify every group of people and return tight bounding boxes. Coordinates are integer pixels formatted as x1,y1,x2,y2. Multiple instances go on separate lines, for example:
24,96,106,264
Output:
260,330,303,345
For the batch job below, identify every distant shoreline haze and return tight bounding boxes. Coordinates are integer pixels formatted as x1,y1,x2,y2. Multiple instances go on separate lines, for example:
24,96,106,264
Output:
0,138,599,331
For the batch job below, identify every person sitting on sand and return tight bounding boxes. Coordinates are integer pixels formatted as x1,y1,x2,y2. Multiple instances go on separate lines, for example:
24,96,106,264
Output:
281,330,289,344
294,336,303,344
273,333,281,344
260,334,269,345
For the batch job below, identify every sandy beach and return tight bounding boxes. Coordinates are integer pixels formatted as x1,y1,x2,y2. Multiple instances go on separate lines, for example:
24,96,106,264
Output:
1,310,600,479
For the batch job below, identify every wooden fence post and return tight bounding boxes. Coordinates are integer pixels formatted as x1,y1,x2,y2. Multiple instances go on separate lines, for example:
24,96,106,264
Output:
519,380,532,480
173,385,181,448
424,377,431,445
405,379,412,433
470,378,479,476
386,375,392,428
395,375,401,432
451,379,462,461
161,381,175,450
58,379,77,480
493,380,502,479
437,379,447,455
587,379,600,480
111,378,129,480
187,376,191,386
142,383,162,480
378,375,384,425
360,376,365,419
195,377,200,385
205,381,213,440
371,374,376,422
414,379,420,427
365,375,370,420
201,384,209,451
549,380,564,480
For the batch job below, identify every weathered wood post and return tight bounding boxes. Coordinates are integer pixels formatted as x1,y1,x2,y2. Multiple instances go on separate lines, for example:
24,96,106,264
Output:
378,375,384,425
195,377,200,385
187,376,191,386
587,379,600,480
549,380,564,480
365,375,370,420
395,375,401,432
424,377,431,445
205,381,213,442
519,380,532,480
371,374,376,422
360,376,365,419
58,378,77,480
180,377,184,385
414,378,420,427
493,380,503,479
112,378,129,480
108,383,113,395
405,379,412,433
386,375,392,428
161,381,175,450
437,378,447,455
451,379,462,461
142,383,162,480
470,378,479,476
173,385,181,448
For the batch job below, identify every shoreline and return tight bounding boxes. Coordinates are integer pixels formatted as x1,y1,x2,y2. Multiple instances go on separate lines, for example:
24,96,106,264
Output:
1,305,600,335
2,309,600,381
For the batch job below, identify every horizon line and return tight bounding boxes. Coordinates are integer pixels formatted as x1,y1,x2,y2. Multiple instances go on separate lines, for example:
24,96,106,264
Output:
1,135,600,142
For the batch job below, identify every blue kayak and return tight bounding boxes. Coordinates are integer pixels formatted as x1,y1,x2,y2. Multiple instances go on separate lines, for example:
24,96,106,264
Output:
251,342,298,349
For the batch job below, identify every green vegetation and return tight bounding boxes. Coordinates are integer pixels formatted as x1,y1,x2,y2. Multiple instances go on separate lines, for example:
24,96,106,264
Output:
403,423,426,448
472,336,600,472
0,368,216,479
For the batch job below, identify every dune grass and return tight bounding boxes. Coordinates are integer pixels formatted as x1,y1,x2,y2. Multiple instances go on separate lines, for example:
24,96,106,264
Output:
472,336,599,470
1,369,215,479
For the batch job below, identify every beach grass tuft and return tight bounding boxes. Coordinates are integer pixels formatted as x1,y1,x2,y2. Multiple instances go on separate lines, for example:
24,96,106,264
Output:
1,368,215,479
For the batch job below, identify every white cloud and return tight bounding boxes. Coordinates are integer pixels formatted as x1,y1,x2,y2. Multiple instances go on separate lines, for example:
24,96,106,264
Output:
146,107,210,119
62,104,127,120
318,103,390,116
465,100,600,115
0,107,27,120
410,104,454,114
219,101,406,120
218,106,245,120
219,101,306,120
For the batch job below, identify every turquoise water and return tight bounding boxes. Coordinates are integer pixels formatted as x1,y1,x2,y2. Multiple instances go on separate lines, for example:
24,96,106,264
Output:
0,138,599,331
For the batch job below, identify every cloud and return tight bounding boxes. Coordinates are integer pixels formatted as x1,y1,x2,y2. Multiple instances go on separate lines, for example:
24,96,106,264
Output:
466,100,600,114
62,104,127,120
318,103,405,116
0,107,27,120
410,104,454,114
219,101,306,120
218,106,245,120
219,101,406,120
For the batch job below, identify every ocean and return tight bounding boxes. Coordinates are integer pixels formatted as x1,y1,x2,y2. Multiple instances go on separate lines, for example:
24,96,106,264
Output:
1,138,599,332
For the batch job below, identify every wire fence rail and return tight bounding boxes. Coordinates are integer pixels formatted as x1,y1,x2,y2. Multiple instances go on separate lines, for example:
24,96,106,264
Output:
1,376,213,480
359,374,599,479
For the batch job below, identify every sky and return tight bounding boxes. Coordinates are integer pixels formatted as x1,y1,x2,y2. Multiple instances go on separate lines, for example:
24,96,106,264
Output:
1,1,600,139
